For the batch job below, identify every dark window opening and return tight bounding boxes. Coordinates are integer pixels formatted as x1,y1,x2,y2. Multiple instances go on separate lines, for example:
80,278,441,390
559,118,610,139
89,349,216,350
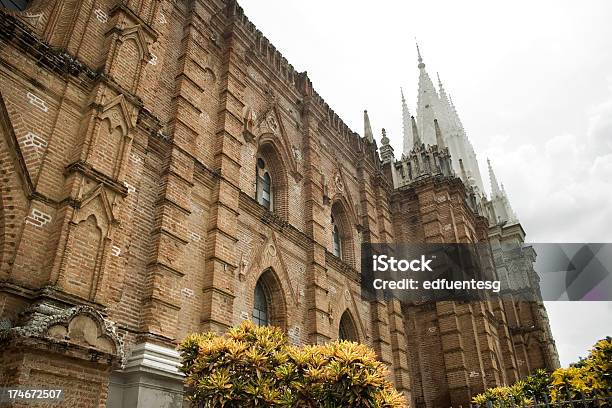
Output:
252,281,269,327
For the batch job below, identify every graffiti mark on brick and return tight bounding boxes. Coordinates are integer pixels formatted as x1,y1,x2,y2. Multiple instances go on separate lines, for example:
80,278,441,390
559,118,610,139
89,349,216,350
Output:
130,153,143,164
111,245,122,257
21,132,48,150
26,92,48,112
94,8,108,23
25,208,52,228
123,181,136,194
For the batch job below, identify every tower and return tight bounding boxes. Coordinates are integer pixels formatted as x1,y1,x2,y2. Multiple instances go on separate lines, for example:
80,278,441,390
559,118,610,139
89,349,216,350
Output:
407,45,487,195
385,44,560,408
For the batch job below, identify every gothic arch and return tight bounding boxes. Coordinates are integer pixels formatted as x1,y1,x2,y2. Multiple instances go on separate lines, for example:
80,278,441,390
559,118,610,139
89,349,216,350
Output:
330,199,356,266
251,267,287,330
525,334,545,370
255,103,300,181
117,25,150,62
339,309,359,342
330,187,359,233
256,142,289,220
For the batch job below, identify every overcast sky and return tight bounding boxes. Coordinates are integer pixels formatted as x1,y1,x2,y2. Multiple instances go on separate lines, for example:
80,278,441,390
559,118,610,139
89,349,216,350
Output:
238,0,612,366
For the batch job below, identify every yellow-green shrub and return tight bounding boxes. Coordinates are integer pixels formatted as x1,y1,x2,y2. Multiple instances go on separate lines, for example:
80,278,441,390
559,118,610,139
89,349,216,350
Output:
179,321,406,407
550,336,611,402
473,337,611,406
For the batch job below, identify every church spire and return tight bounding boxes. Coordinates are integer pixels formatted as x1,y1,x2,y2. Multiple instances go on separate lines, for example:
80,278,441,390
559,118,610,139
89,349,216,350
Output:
401,88,413,155
501,183,518,221
415,43,439,145
411,116,421,147
436,73,453,129
487,158,502,198
363,109,374,142
416,41,424,68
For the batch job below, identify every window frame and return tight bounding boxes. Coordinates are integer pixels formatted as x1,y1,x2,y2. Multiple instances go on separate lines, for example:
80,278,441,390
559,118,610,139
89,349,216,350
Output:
332,220,342,259
256,157,273,211
252,280,269,327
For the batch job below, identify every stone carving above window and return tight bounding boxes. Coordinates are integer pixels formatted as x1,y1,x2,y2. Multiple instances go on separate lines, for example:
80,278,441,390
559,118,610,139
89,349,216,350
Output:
0,303,125,367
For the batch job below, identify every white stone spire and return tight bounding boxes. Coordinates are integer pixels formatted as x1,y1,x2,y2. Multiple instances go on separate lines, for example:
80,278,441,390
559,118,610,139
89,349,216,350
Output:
488,158,502,198
436,73,458,134
448,94,465,133
501,183,518,221
364,109,374,142
411,115,421,147
434,74,485,194
434,119,445,149
415,43,440,146
401,88,413,155
487,159,518,224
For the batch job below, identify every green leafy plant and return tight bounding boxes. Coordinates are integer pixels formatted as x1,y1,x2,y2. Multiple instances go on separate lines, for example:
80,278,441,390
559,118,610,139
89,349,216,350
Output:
550,336,612,402
473,337,611,406
179,320,406,408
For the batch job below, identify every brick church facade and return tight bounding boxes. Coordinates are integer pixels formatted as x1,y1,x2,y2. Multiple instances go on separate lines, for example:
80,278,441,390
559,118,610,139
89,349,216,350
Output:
0,1,558,407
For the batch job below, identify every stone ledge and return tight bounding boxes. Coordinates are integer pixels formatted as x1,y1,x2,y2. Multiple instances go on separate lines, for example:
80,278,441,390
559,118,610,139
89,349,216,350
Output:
122,342,184,380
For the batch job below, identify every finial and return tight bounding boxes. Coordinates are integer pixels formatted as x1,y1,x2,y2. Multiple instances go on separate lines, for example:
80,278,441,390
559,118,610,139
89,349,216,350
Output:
363,109,374,143
487,158,502,197
401,87,405,102
437,72,444,88
381,128,389,145
411,116,421,147
459,159,467,179
416,40,425,68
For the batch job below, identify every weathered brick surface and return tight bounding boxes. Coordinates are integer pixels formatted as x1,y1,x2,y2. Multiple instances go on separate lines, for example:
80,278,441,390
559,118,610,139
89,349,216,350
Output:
0,2,557,407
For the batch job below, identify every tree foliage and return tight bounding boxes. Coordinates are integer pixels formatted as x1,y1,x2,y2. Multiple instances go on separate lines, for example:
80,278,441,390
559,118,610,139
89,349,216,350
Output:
472,336,612,406
179,321,406,408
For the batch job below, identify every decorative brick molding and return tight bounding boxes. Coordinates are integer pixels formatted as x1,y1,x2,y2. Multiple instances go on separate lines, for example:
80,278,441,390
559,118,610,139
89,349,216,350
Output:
0,302,125,368
94,8,108,23
25,208,52,228
26,92,48,112
21,131,48,150
111,245,122,257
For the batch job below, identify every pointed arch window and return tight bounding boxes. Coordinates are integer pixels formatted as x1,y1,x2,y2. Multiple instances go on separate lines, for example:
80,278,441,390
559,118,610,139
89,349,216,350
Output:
256,157,273,210
339,311,358,342
252,280,269,327
332,215,342,259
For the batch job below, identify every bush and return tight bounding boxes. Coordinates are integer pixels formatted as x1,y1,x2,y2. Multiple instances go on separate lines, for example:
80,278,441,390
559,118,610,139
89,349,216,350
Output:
179,321,406,408
550,336,611,402
473,337,611,406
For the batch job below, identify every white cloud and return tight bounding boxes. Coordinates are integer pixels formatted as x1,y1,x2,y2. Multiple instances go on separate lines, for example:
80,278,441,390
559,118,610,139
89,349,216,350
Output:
484,92,612,243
